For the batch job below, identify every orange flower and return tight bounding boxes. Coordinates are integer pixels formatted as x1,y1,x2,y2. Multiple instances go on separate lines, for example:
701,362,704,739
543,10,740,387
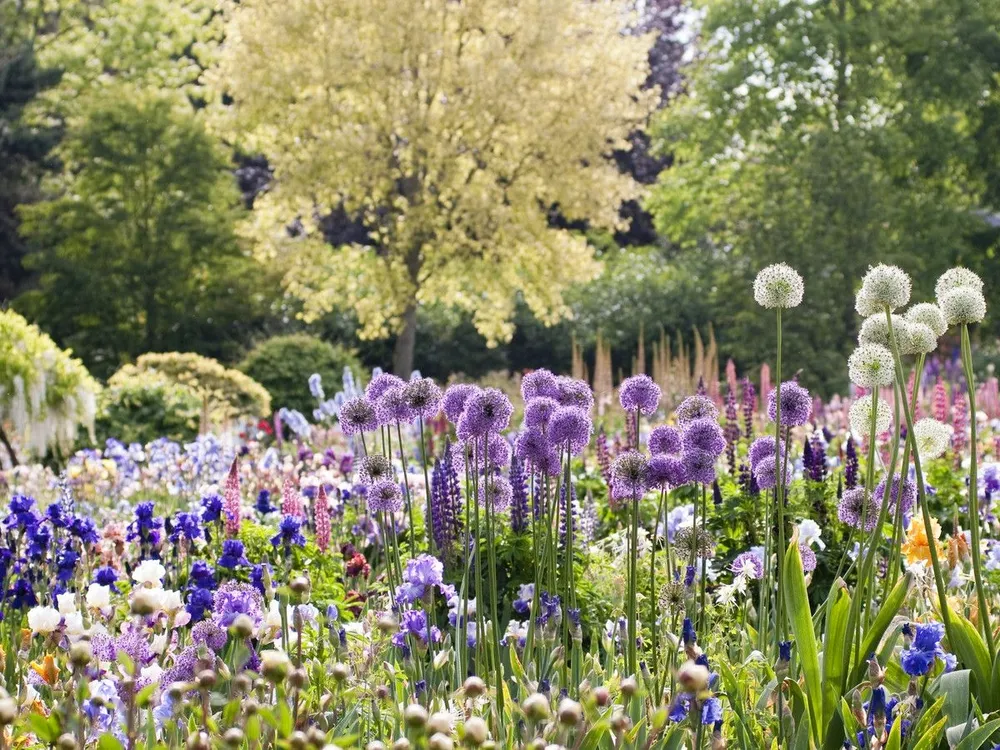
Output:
30,655,59,686
902,517,943,565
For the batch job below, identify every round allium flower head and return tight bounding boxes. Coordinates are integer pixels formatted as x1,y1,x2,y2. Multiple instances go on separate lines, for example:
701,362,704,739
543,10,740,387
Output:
338,397,378,435
748,435,779,466
753,263,804,309
848,344,895,388
403,377,443,418
681,418,726,458
874,474,916,516
523,397,561,431
619,375,661,415
366,372,405,402
358,454,393,485
647,454,688,489
674,526,715,560
901,322,938,356
483,432,512,468
913,418,952,461
849,394,892,438
375,385,416,425
731,551,764,580
798,544,817,573
766,381,812,426
940,286,987,325
861,264,911,311
752,455,788,490
555,376,595,411
548,406,593,455
457,388,514,441
855,291,884,318
935,267,984,301
676,395,719,426
648,425,682,455
837,488,878,531
442,383,480,424
479,474,513,512
610,450,650,500
905,303,948,338
521,369,560,401
367,479,403,513
681,448,717,486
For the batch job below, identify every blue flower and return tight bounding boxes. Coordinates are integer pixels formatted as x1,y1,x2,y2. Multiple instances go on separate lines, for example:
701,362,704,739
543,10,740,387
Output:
169,512,203,543
668,695,690,722
255,490,276,515
94,566,120,592
701,697,723,725
186,587,214,623
395,554,445,605
201,494,223,523
188,561,216,591
901,622,946,677
56,546,79,583
127,501,163,542
3,495,39,532
26,524,51,559
69,516,99,544
682,618,697,646
270,515,306,550
218,540,250,569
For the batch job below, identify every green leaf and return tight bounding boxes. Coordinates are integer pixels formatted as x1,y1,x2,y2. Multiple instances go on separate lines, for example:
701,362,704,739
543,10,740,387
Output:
783,539,823,746
912,716,949,750
97,734,125,750
949,612,995,710
955,718,1000,750
909,695,945,740
885,712,902,750
135,682,157,708
850,573,911,685
822,581,850,731
933,668,971,735
27,713,59,743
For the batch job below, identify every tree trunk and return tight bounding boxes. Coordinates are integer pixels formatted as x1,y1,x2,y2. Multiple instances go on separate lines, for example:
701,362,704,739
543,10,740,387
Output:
392,303,418,376
0,425,18,467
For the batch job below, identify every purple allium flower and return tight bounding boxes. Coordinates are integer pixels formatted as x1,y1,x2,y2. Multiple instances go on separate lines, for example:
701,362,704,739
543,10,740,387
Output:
682,449,717,486
442,384,480,424
647,454,688,490
874,474,916,516
837,488,878,531
396,554,445,605
548,406,592,455
619,374,661,415
271,515,306,549
213,581,264,627
767,381,812,426
510,457,530,534
751,455,788,490
479,474,514,513
681,418,727,458
521,369,561,401
798,544,817,573
192,619,227,652
514,429,560,476
731,551,764,580
90,632,117,662
338,397,378,435
367,479,403,514
610,450,650,500
748,436,779,465
403,377,442,419
357,454,393,486
375,385,416,425
649,425,682,455
115,626,154,666
676,395,719,426
457,388,514,441
555,376,595,411
523,397,561,431
483,432,512,468
366,372,405,402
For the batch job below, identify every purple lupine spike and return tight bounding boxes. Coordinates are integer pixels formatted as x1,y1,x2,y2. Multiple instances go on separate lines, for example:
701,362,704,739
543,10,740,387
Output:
725,387,740,472
596,426,612,486
532,473,544,521
444,446,464,545
558,480,577,547
742,378,756,440
845,435,859,489
510,456,529,534
429,458,447,552
738,461,752,494
808,433,826,482
802,437,814,479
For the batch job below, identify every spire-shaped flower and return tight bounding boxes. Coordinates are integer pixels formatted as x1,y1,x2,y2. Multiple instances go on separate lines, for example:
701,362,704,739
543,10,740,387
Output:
281,475,303,518
223,458,241,538
315,485,331,553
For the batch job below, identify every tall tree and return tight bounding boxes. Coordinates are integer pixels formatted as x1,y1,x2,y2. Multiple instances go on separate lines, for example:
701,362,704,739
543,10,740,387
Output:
209,0,658,375
16,89,276,378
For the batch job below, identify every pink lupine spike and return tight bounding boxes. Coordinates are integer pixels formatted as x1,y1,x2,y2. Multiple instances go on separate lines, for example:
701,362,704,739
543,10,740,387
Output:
315,485,331,553
223,457,241,538
282,476,303,518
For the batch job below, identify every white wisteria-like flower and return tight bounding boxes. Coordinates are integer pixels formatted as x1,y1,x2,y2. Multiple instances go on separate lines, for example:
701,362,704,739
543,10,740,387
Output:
848,344,895,388
935,267,984,302
753,264,804,309
905,303,947,338
913,418,953,461
901,322,938,356
940,287,987,325
849,394,892,438
861,264,911,311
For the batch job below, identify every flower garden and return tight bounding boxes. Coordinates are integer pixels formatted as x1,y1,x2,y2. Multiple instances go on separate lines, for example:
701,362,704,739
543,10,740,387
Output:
0,262,998,750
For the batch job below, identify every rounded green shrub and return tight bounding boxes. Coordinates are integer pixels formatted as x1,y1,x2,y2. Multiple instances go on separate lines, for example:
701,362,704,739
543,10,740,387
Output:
239,334,362,416
95,371,201,444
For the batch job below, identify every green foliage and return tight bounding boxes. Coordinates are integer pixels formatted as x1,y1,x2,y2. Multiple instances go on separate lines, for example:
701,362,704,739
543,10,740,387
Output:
239,334,362,416
95,371,201,445
15,88,278,379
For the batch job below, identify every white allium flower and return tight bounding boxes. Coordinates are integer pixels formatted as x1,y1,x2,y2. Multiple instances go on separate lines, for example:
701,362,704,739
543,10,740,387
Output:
849,394,892,438
861,264,911,311
86,583,111,610
858,314,909,349
905,303,947,337
848,344,895,388
855,292,883,318
940,287,987,325
935,267,984,302
132,559,166,587
753,264,804,309
913,418,952,461
27,605,62,634
902,322,938,356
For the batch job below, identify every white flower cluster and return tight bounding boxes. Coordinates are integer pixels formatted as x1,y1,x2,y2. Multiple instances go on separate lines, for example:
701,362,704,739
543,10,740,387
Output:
848,343,895,388
913,418,952,461
849,394,892,438
936,267,986,325
905,303,947,337
860,264,912,311
753,263,804,309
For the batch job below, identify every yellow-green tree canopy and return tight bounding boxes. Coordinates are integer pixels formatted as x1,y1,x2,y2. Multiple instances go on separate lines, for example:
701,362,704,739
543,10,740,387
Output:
0,310,100,462
110,352,271,428
209,0,657,373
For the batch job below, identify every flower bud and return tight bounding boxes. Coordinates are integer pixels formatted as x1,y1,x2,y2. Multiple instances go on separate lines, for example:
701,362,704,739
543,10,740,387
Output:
429,734,454,750
69,640,93,668
367,743,387,750
289,731,308,750
392,740,412,750
619,677,638,699
233,673,252,694
676,660,710,692
261,650,291,683
377,616,399,633
0,698,14,725
186,732,211,750
223,728,244,747
230,614,255,639
332,662,350,683
197,670,216,690
522,693,550,721
290,576,311,596
463,717,488,746
558,698,582,726
288,667,308,689
57,735,78,750
593,686,610,707
404,703,429,730
428,712,452,736
463,676,486,699
244,699,259,716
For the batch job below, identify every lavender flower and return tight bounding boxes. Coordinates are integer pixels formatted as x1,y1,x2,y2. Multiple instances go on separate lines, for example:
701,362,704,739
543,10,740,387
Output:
510,457,530,533
619,375,662,415
742,378,756,439
845,436,859,489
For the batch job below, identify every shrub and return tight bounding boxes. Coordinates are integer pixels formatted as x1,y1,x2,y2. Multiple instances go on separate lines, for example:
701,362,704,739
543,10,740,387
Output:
238,334,361,416
94,371,201,444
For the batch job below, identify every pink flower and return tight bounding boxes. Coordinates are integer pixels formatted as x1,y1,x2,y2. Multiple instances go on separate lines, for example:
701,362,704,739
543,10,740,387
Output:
281,476,303,518
224,458,242,538
315,485,331,553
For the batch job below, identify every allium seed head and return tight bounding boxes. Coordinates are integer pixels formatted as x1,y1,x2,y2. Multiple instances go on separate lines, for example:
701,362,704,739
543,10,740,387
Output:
753,264,804,309
857,314,909,349
848,344,895,389
837,488,878,531
676,395,719,426
861,264,911,311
